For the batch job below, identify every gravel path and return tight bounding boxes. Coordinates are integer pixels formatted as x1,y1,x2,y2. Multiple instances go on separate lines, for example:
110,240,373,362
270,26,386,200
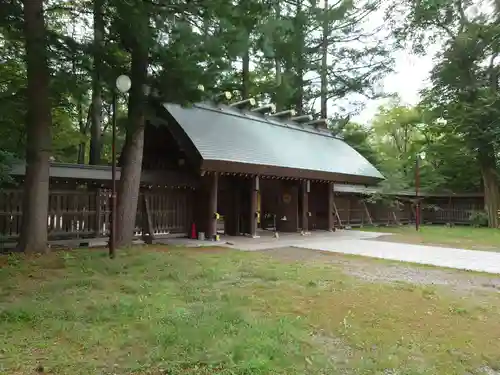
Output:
263,247,500,294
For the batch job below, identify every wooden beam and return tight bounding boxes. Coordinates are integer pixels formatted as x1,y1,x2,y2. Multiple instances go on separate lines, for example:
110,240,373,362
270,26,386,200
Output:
332,194,342,228
249,176,258,237
301,180,309,232
362,200,373,226
392,210,400,225
95,188,103,237
206,172,218,239
141,193,155,244
328,182,335,231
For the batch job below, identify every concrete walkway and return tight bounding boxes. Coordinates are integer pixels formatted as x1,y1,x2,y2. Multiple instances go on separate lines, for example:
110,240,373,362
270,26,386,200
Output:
299,236,500,275
158,230,500,274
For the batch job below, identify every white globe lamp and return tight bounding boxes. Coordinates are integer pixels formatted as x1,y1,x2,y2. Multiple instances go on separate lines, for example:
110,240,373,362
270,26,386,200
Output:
116,75,131,93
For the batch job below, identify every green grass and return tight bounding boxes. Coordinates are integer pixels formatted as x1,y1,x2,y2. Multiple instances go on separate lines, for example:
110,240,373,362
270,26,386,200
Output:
359,225,500,251
2,247,500,374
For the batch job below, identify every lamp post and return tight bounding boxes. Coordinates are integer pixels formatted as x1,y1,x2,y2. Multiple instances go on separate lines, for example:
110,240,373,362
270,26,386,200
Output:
109,74,131,259
415,151,426,232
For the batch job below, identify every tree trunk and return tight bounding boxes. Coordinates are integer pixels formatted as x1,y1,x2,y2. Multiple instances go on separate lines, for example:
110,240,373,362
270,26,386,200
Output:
115,47,149,247
294,0,305,113
89,0,104,165
77,101,86,164
17,0,52,253
242,46,250,99
273,0,284,111
320,0,329,118
77,103,92,164
479,145,500,228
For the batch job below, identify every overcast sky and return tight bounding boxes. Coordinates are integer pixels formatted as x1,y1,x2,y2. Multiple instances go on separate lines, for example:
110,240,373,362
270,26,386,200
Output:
351,48,436,124
339,2,445,126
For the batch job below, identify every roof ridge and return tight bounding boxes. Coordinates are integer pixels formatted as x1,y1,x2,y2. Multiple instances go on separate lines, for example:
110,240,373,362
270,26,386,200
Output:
193,102,336,139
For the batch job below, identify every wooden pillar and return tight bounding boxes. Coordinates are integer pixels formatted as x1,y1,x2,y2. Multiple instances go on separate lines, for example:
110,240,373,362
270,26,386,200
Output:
140,192,155,244
249,176,259,237
328,182,334,231
233,182,241,235
301,180,309,232
206,172,218,239
95,188,102,237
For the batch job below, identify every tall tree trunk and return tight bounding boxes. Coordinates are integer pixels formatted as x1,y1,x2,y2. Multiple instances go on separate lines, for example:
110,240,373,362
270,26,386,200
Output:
242,47,250,99
77,101,86,164
89,0,104,165
294,0,305,113
275,58,283,110
70,21,88,165
478,144,500,228
273,0,284,111
320,0,329,118
17,0,52,253
240,0,253,100
77,105,92,164
115,47,149,247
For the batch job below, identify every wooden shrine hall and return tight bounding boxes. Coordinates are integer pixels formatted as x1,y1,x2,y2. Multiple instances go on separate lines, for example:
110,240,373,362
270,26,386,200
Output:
0,99,485,248
145,99,384,240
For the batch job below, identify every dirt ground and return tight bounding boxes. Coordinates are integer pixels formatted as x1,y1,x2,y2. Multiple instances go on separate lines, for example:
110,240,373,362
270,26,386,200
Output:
262,247,500,295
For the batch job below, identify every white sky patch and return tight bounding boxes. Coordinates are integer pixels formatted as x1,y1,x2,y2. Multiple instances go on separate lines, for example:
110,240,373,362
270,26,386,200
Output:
352,46,438,124
351,0,494,125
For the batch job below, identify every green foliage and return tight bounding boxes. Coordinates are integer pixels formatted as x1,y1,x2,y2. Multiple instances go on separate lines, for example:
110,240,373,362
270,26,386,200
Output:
0,150,15,186
0,0,494,204
388,2,500,170
0,0,397,167
469,210,489,228
338,122,380,167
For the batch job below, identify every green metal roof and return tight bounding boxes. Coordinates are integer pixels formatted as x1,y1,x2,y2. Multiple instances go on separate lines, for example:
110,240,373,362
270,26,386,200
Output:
163,102,384,183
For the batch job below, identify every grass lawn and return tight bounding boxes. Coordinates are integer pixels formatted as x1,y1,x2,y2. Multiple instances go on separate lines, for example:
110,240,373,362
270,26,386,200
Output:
359,225,500,251
2,247,500,374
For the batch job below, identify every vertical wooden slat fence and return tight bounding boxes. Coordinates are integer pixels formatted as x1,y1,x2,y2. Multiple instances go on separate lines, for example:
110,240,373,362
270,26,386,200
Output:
333,194,484,228
0,187,193,245
423,197,483,224
0,185,487,244
0,189,23,241
142,189,192,236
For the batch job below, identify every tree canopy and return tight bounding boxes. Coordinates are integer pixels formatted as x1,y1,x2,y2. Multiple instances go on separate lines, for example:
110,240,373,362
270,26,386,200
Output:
1,0,499,252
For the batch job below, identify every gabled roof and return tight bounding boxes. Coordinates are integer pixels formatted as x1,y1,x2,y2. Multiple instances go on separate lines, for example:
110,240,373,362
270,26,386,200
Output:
163,102,384,184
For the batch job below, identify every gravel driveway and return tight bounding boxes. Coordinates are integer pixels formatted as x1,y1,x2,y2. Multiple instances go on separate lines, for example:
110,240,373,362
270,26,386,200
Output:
263,247,500,295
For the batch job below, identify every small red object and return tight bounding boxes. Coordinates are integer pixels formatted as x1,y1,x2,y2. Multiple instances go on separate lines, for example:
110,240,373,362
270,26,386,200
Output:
190,222,197,239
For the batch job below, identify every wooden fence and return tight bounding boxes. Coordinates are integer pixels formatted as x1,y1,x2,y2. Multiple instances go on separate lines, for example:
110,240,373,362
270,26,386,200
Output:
333,194,484,228
0,186,486,246
422,197,484,225
0,187,193,245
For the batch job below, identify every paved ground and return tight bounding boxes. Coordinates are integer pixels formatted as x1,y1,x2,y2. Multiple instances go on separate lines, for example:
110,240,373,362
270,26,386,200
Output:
159,230,500,274
300,236,500,274
263,247,500,294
